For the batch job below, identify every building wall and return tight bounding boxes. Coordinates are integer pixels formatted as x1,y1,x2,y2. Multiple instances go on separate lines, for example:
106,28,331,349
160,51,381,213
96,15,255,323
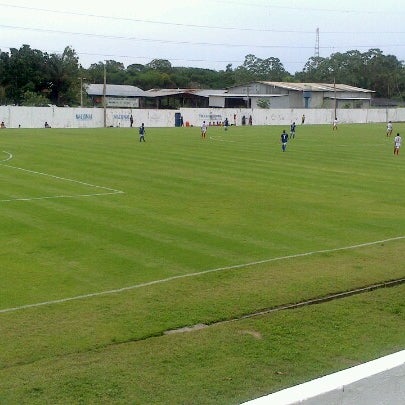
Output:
248,96,290,109
1,105,404,129
222,84,372,109
208,96,225,108
180,107,405,127
0,106,177,129
289,92,305,108
307,92,325,108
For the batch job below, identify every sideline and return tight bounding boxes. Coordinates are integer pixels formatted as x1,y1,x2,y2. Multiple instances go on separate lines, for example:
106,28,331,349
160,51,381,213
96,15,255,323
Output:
1,235,404,314
0,150,124,202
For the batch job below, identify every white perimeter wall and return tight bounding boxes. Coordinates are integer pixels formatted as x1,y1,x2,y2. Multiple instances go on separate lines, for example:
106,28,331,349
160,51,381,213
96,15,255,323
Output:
1,106,405,129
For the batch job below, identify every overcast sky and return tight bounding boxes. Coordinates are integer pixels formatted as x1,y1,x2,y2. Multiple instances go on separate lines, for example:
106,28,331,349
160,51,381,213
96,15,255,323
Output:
0,0,404,74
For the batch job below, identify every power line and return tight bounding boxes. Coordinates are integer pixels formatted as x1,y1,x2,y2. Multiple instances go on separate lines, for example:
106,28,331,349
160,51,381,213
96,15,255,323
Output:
211,0,405,15
1,24,404,51
0,24,316,48
0,3,313,33
0,2,404,35
1,3,404,71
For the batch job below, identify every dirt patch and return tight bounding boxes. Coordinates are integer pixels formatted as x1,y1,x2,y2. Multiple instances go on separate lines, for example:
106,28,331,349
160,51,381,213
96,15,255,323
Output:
239,330,262,339
164,323,207,335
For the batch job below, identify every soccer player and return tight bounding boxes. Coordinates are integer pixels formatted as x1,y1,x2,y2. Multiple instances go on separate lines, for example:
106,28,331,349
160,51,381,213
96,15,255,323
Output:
224,117,229,131
333,117,338,131
387,121,393,137
201,121,207,139
290,122,296,139
394,133,402,155
280,130,289,152
139,123,146,142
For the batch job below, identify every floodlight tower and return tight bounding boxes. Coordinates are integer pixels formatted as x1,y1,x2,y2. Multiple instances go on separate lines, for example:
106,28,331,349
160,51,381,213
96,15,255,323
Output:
314,27,320,58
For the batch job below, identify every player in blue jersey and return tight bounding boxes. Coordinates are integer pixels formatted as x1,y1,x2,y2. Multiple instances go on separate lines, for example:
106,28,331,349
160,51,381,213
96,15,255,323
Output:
281,130,289,152
290,122,296,139
139,123,146,142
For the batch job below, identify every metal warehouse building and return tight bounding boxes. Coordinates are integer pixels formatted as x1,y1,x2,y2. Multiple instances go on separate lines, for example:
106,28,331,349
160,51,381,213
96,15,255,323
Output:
209,81,374,109
85,82,374,110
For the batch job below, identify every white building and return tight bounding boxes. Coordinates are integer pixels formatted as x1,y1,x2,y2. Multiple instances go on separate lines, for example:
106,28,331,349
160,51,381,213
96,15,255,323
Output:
209,81,374,109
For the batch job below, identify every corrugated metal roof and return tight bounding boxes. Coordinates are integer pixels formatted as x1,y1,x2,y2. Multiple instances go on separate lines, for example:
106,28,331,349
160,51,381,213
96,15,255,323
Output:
85,82,374,99
86,84,146,97
195,89,227,97
325,96,371,100
145,89,185,97
216,94,287,98
256,81,374,93
145,88,227,98
86,85,226,99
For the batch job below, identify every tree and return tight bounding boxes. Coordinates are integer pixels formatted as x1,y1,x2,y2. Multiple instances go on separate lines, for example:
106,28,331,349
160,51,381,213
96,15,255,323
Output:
298,49,405,100
1,42,404,106
3,45,47,105
361,49,403,98
104,60,126,84
86,60,127,86
127,63,146,73
234,54,290,84
146,59,172,72
298,56,328,82
21,90,51,106
0,49,10,104
136,70,175,89
46,47,81,106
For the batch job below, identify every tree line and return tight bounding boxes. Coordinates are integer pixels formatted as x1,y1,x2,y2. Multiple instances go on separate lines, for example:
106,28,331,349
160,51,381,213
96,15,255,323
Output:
0,44,404,107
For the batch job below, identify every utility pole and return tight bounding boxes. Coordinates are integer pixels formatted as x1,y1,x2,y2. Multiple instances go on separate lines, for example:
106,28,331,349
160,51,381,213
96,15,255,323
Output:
334,76,337,120
103,63,107,127
80,77,86,107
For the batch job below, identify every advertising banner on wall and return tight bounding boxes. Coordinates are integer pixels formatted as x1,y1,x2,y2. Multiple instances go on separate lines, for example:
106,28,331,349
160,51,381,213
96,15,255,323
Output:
106,97,139,108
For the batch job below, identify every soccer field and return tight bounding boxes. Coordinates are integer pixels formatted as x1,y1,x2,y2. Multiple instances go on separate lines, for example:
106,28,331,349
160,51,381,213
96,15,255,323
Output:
0,124,404,403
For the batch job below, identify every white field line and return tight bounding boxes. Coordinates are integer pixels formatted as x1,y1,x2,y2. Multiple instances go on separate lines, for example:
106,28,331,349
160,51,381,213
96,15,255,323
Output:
1,235,404,314
209,136,236,142
0,150,124,201
1,151,13,162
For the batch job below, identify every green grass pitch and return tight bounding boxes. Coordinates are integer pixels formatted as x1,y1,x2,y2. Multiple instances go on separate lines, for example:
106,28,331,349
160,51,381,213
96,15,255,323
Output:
0,123,404,404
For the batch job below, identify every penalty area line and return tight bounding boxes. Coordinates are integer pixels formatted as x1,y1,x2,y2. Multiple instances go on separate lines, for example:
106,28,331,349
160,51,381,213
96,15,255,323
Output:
1,235,404,314
1,151,13,162
0,151,124,201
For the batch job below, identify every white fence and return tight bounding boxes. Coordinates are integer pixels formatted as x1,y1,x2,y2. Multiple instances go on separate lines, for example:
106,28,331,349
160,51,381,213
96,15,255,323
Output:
1,106,405,129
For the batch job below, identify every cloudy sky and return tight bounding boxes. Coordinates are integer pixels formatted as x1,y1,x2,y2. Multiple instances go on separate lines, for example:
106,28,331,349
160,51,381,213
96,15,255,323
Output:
0,0,404,74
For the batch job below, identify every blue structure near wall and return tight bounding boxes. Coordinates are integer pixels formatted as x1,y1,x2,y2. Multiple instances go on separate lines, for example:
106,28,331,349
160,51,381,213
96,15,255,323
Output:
175,112,182,127
303,91,312,108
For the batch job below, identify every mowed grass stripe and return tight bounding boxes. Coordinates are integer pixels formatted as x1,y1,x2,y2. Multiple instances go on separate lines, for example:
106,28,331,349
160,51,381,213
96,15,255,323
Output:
0,125,404,403
1,128,402,304
0,239,404,370
1,125,404,307
0,285,403,404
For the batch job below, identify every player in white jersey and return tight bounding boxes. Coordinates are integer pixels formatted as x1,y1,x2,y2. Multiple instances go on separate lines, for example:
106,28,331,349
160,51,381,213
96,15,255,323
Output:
201,121,207,139
394,133,402,155
387,121,393,137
